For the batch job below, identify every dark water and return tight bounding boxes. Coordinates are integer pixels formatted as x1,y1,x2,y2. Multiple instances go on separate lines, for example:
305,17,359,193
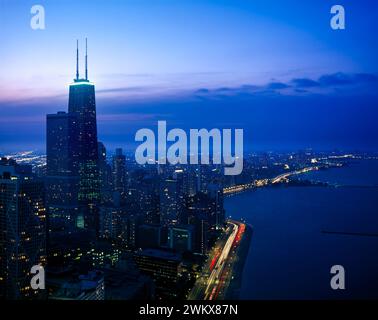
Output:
304,159,378,187
225,160,378,299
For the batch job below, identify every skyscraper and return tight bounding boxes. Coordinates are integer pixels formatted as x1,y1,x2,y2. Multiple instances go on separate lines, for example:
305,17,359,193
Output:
98,142,113,204
159,179,180,226
67,39,100,232
46,112,80,235
0,158,47,299
46,112,79,176
207,183,225,229
46,38,100,257
168,225,194,253
112,148,127,196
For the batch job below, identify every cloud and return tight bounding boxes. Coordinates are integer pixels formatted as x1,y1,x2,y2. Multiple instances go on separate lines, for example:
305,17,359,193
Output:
292,72,378,90
291,78,320,88
195,88,210,94
266,82,290,90
194,72,378,100
318,72,378,87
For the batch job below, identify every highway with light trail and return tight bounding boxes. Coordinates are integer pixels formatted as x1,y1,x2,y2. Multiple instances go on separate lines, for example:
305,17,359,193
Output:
188,220,246,300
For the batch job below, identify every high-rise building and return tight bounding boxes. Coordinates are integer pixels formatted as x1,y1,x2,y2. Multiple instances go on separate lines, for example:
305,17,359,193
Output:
135,175,160,225
46,39,100,235
185,192,217,254
46,112,79,176
182,166,197,197
192,214,209,255
134,249,183,299
98,142,113,204
67,40,100,232
168,225,194,253
159,178,182,226
0,158,47,299
46,111,80,236
112,148,127,197
207,183,225,229
98,206,127,242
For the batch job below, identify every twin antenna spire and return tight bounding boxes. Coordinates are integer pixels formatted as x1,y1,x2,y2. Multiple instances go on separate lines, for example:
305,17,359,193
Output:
76,38,89,81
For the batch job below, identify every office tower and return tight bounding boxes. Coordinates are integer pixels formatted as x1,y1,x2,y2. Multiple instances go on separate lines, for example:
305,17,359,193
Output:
98,206,127,242
46,112,79,176
0,158,47,299
207,183,225,229
99,207,121,240
185,193,216,254
98,204,141,250
67,39,100,231
136,175,160,225
183,166,197,197
98,142,113,204
159,178,183,226
45,40,100,270
159,179,177,226
173,169,185,220
46,112,80,235
112,148,127,196
127,212,139,249
134,249,183,299
192,214,209,255
168,225,194,253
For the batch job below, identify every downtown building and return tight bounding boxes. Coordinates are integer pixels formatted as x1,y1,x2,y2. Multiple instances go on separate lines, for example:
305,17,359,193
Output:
112,148,127,201
46,40,100,267
134,249,183,300
45,111,80,237
159,171,185,227
0,158,47,299
67,39,100,232
46,40,100,234
168,225,194,253
97,142,113,205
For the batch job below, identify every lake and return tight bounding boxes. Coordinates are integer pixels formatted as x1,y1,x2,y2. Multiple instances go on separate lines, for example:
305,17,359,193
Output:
224,159,378,299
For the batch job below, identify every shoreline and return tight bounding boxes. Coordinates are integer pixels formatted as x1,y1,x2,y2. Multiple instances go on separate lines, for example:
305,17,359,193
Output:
224,223,253,300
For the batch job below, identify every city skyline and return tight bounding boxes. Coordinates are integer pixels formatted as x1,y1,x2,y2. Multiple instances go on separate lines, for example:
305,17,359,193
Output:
1,1,378,302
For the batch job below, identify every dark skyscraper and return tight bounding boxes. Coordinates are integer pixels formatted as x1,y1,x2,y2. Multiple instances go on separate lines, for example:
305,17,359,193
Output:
112,148,127,196
0,158,46,299
46,112,80,235
67,39,100,231
46,112,79,177
46,38,100,248
159,179,179,226
98,142,113,204
168,225,194,253
45,39,101,272
207,183,225,229
159,171,185,227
